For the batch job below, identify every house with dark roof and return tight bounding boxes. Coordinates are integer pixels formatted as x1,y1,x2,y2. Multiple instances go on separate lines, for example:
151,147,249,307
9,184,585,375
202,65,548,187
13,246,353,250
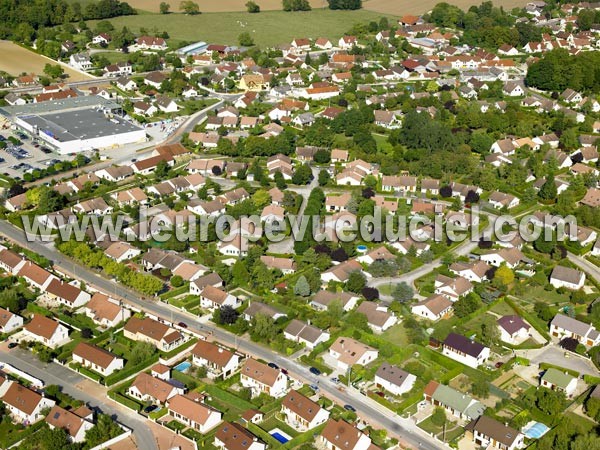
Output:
467,415,524,450
214,422,265,450
497,315,530,345
374,362,416,396
550,266,585,290
442,333,490,368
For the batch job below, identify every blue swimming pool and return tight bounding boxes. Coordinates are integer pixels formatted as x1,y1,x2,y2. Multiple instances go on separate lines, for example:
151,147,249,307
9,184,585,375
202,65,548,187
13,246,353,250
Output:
174,361,191,372
270,428,291,443
522,421,550,439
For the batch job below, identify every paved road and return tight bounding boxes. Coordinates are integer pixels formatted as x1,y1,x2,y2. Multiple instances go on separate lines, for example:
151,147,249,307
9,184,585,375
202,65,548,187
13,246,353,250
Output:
515,345,599,377
0,221,443,450
368,215,494,300
567,252,600,282
0,347,158,450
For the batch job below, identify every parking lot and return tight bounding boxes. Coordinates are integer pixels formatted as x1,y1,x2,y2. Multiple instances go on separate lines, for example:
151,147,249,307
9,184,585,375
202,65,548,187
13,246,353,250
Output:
0,127,82,180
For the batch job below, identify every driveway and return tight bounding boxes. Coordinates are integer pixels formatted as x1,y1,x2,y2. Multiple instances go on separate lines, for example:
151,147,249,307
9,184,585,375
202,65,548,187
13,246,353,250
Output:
516,345,599,377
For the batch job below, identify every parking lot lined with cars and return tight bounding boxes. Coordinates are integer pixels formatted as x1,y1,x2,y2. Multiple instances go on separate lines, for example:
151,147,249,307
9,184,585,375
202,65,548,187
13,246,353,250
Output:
0,130,84,180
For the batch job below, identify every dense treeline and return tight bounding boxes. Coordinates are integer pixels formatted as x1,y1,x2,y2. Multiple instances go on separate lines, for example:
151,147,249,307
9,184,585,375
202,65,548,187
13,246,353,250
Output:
328,0,362,10
0,0,136,40
427,1,541,49
525,49,600,93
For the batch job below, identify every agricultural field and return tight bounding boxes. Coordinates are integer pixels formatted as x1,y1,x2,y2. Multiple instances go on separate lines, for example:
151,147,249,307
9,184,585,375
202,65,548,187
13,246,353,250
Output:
362,0,531,15
0,41,94,81
88,9,391,47
113,0,325,12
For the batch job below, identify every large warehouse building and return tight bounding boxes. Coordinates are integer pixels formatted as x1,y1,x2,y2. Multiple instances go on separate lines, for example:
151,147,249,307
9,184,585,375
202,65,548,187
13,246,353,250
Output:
1,96,147,155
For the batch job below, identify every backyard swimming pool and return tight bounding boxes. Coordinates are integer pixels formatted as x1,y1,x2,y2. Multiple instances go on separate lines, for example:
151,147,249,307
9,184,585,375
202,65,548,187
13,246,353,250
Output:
174,361,191,372
270,428,292,444
522,421,550,439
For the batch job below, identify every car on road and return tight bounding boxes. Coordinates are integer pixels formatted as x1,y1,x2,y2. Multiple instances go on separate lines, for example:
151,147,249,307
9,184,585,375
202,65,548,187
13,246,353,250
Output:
343,404,356,412
268,362,279,370
143,405,158,414
331,377,339,384
309,366,321,376
310,384,319,391
7,342,18,349
177,322,188,328
280,368,288,375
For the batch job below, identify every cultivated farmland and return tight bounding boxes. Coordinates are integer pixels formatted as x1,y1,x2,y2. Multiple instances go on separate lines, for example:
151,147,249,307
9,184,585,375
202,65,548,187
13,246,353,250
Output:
88,9,391,47
0,41,94,81
361,0,531,15
117,0,325,12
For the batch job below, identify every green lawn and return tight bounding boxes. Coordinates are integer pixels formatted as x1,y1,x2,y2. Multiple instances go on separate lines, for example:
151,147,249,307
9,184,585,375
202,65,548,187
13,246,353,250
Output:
87,9,394,47
381,324,409,348
518,285,571,306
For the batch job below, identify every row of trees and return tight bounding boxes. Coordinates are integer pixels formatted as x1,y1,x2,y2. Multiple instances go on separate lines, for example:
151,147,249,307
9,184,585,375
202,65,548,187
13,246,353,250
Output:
56,239,164,295
0,0,135,40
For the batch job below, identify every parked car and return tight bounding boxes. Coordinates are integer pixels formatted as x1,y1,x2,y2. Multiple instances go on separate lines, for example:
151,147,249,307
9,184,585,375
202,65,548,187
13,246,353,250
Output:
280,368,288,375
309,367,321,376
177,322,188,328
143,405,158,414
310,384,319,391
343,404,356,412
330,377,339,384
7,342,18,349
268,362,279,370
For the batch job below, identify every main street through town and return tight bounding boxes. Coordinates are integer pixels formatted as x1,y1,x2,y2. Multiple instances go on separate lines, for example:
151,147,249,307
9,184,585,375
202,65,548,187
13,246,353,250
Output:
0,219,443,450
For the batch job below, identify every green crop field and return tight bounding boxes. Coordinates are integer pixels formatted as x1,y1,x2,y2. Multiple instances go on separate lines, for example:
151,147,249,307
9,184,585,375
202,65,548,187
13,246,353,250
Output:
87,9,394,47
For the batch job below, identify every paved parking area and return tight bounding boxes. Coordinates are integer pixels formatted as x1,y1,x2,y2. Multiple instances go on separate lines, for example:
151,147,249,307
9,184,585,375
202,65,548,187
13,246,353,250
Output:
517,345,598,376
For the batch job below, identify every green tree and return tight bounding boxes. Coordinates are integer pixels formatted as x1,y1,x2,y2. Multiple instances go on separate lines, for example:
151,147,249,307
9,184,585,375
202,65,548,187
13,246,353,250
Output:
159,2,170,13
180,0,200,14
318,169,330,186
453,293,482,318
430,407,447,426
238,32,254,46
246,1,260,12
43,63,64,79
251,313,277,341
471,378,490,398
480,316,500,346
294,276,311,296
170,275,184,287
346,271,366,293
85,414,123,447
282,0,311,10
392,282,413,303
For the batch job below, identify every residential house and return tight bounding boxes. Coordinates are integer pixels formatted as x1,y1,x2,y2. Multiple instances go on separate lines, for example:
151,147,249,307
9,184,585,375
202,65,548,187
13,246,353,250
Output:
281,390,330,432
200,286,240,311
284,319,330,349
497,315,530,345
128,372,184,405
424,381,486,420
243,301,286,322
442,333,490,368
84,293,131,328
2,382,55,424
123,317,184,352
449,261,491,283
311,290,359,312
550,266,585,290
167,394,222,433
69,53,92,71
240,358,288,398
0,307,23,333
317,419,375,450
411,294,453,321
44,279,91,309
434,275,473,301
45,405,93,443
191,340,240,379
467,415,524,450
23,314,69,349
374,362,416,396
0,249,26,275
320,259,363,283
18,261,56,291
480,248,525,269
355,301,397,333
214,422,265,450
72,342,124,377
541,368,577,397
328,337,378,371
550,314,600,347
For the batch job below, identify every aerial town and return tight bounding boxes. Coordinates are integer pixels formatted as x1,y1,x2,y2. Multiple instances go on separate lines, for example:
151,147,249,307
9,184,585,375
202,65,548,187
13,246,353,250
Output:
0,0,599,449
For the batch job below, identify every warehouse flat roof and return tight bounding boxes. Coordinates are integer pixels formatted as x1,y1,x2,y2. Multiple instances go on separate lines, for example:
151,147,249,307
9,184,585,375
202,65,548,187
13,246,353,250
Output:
0,95,120,117
19,109,142,143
